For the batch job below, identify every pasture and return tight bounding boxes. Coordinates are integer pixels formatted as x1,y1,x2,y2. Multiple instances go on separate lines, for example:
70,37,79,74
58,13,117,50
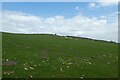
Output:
2,32,118,78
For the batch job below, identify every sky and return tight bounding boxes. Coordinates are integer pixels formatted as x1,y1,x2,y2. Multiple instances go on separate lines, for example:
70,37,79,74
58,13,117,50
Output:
1,1,119,42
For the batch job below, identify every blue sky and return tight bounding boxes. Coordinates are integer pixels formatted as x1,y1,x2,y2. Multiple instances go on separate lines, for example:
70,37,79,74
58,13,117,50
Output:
1,2,118,42
2,2,118,18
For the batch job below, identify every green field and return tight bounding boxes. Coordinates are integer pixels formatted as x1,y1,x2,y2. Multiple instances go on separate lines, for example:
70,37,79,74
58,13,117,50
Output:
2,32,118,78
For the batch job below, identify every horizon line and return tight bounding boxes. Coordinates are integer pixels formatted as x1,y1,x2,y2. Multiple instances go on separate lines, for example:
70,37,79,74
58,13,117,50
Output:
1,31,118,43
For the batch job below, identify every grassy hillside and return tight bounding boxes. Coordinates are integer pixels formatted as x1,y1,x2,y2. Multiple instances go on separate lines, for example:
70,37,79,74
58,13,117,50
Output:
2,32,118,78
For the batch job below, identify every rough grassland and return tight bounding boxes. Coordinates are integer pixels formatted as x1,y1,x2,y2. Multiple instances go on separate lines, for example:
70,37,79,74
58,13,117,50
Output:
2,32,118,78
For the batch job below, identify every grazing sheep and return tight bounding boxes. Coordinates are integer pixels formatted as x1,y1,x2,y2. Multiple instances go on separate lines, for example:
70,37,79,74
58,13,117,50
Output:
64,36,69,39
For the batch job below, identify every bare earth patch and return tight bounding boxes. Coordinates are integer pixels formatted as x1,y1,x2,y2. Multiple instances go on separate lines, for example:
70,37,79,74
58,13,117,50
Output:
3,61,16,66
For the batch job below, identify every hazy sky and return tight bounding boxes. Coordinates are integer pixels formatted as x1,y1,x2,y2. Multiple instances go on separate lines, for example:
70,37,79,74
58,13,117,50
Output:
1,2,118,42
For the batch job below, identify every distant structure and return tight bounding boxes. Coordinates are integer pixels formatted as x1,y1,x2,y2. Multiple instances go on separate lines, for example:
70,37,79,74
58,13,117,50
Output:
54,34,57,35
